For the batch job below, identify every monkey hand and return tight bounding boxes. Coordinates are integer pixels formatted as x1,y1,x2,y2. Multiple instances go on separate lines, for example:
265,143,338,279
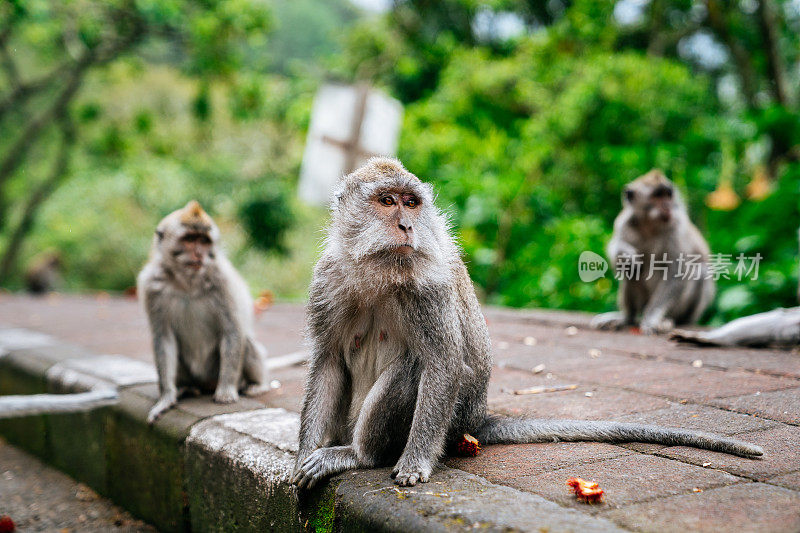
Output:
391,457,432,486
640,316,674,335
147,391,177,425
213,385,239,404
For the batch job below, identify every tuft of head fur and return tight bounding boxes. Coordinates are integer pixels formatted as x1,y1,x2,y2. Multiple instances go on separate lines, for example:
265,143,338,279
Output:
178,200,215,233
634,169,669,188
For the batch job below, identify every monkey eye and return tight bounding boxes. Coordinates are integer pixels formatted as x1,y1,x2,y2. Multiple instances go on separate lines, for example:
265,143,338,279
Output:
624,189,635,202
379,195,395,207
404,195,419,208
652,186,673,199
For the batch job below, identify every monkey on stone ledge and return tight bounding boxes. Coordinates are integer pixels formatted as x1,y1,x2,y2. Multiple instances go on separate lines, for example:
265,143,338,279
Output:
137,200,269,424
291,158,761,490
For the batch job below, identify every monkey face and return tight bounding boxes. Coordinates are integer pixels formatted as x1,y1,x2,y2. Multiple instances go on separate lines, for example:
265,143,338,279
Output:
172,230,214,271
624,171,679,228
154,201,220,275
372,190,422,255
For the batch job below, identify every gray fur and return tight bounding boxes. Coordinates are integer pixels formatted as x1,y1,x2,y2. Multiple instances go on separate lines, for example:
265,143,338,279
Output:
137,201,268,424
673,307,800,347
292,159,761,490
592,170,715,334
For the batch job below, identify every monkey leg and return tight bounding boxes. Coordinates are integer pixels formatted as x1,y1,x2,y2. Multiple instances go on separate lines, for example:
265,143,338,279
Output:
292,358,417,489
242,337,270,396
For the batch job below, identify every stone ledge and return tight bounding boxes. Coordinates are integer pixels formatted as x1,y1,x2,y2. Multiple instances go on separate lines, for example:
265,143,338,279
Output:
0,326,626,532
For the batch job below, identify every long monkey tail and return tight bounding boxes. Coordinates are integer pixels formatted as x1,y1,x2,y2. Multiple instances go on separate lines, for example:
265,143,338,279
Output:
0,389,119,419
474,414,763,458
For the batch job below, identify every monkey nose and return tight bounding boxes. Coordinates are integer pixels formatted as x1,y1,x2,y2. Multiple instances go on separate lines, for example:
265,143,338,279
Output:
398,222,412,233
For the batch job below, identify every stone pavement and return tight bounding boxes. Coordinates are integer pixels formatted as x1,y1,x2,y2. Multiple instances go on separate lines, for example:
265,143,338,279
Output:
1,294,800,532
0,437,156,532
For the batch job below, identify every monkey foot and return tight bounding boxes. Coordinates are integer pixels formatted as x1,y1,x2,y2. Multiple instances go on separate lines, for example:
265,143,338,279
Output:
640,317,674,335
213,387,239,404
391,461,432,487
147,393,177,425
292,447,358,490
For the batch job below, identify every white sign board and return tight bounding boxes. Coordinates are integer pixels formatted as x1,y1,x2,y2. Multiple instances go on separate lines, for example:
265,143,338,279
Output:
298,83,403,205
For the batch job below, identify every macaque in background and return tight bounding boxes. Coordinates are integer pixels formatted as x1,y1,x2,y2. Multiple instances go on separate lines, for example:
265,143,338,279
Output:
25,251,62,294
137,200,269,424
591,170,715,334
673,227,800,347
291,158,761,490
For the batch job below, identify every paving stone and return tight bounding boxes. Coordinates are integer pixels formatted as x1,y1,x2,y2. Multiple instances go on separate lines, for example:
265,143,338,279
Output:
623,368,796,402
486,365,564,397
255,364,307,412
556,357,700,387
765,471,800,491
710,387,800,425
445,441,633,480
493,342,634,376
489,384,673,420
655,424,800,480
612,403,779,435
334,466,627,532
650,345,800,379
511,453,741,510
603,482,800,533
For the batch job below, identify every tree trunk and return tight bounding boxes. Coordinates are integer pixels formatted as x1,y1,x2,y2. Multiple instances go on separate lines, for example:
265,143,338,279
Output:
0,119,74,284
757,0,791,108
705,0,759,110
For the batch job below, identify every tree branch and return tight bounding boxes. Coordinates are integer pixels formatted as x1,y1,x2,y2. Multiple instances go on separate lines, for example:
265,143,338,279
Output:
705,0,759,109
757,0,791,107
0,116,76,283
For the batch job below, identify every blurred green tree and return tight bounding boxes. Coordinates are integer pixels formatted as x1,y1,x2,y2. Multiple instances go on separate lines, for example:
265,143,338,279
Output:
0,0,270,282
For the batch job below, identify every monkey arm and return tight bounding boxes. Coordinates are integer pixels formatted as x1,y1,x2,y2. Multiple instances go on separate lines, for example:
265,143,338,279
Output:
640,272,684,334
392,302,462,486
295,354,348,466
214,297,246,404
147,321,179,424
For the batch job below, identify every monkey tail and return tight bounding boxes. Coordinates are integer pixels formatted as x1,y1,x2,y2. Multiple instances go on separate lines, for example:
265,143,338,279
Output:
474,414,763,458
0,389,119,419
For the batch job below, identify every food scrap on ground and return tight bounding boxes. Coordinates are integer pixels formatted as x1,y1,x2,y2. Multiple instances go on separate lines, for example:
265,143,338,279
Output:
566,477,604,504
455,433,481,457
0,515,15,533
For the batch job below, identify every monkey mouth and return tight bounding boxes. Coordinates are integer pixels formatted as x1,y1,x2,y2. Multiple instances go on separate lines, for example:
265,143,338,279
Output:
185,260,204,270
393,244,415,255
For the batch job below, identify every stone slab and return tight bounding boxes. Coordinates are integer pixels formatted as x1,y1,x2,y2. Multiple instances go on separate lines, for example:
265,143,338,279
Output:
603,482,800,533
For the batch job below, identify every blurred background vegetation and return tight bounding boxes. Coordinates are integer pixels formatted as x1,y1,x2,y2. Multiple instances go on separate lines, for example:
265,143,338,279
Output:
1,0,798,324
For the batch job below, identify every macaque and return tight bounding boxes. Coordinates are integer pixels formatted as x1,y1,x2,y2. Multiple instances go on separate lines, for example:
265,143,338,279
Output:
291,158,761,490
137,201,268,424
592,170,715,334
25,251,62,294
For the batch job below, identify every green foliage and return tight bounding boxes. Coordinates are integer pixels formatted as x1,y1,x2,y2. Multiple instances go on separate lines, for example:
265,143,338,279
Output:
239,190,295,255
